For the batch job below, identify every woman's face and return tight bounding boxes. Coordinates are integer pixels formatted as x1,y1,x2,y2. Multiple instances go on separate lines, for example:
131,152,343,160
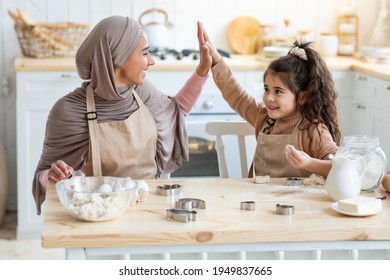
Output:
114,32,155,87
263,73,297,119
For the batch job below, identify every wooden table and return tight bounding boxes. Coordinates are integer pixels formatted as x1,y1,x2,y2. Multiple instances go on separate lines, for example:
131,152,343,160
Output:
41,178,390,260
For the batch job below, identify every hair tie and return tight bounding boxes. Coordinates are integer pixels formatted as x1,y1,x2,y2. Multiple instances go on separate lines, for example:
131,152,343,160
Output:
289,46,308,61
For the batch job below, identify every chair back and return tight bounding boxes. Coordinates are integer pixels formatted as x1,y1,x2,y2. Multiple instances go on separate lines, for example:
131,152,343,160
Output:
205,121,255,178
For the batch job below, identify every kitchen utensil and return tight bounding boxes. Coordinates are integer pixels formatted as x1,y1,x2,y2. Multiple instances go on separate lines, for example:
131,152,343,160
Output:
286,177,302,186
317,33,338,57
240,201,256,211
166,208,197,223
361,46,390,58
55,176,147,222
156,184,183,196
276,204,294,215
139,8,173,49
262,46,290,58
325,154,366,201
175,198,206,210
336,135,387,192
227,16,262,54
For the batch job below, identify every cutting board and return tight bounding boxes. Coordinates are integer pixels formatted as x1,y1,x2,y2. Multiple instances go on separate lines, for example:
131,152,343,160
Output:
227,16,261,55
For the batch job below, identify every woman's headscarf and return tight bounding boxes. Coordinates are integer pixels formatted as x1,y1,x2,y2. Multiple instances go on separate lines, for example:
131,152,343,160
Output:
32,16,188,214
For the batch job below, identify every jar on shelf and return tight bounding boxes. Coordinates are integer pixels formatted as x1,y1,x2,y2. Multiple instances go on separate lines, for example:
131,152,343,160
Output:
336,135,388,192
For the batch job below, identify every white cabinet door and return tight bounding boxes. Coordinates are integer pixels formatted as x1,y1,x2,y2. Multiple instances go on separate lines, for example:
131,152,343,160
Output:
333,71,353,138
350,72,390,171
350,72,376,136
372,79,390,171
16,71,82,238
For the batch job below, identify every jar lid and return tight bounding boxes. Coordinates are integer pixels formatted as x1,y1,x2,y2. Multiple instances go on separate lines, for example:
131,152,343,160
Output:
342,135,379,147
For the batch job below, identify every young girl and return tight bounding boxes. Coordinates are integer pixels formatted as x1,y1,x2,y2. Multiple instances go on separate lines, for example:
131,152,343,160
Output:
198,22,340,178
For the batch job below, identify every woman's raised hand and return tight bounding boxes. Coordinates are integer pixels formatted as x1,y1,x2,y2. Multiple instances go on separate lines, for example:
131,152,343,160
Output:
198,21,222,66
196,21,212,77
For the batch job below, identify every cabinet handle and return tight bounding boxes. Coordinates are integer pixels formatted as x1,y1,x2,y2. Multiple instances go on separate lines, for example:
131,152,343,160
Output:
356,76,367,81
60,74,78,79
356,104,366,109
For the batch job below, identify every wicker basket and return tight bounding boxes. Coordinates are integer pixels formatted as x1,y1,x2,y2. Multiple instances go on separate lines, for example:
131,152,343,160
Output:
14,22,89,58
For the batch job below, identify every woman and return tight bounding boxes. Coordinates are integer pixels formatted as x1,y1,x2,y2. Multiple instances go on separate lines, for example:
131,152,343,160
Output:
33,16,212,214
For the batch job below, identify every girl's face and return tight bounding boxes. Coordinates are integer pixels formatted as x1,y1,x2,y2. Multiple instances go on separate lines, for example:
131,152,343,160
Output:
114,32,155,87
263,73,297,119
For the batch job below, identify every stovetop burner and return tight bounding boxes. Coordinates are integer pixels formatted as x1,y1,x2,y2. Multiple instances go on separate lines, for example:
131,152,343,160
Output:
149,48,230,61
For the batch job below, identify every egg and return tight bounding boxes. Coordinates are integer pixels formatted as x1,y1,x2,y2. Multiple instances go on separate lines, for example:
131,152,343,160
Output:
98,183,112,193
136,180,149,192
123,178,137,189
381,174,390,193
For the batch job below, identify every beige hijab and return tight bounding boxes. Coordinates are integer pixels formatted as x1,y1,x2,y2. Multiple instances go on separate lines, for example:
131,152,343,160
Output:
33,16,188,214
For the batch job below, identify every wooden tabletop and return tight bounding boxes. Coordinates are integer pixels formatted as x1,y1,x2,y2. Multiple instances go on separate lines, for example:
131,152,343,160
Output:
41,178,390,249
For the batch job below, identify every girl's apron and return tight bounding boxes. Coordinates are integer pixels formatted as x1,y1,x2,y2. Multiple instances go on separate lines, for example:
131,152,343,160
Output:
251,120,311,178
82,85,157,179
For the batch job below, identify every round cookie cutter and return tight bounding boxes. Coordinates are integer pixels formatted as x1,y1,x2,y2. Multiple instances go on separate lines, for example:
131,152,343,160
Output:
240,201,256,211
276,203,294,215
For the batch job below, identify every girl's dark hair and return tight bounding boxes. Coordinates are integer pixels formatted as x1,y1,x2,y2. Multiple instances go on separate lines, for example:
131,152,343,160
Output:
263,40,341,145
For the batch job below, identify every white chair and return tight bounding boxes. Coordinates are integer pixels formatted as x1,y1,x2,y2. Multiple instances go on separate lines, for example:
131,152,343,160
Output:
205,120,255,178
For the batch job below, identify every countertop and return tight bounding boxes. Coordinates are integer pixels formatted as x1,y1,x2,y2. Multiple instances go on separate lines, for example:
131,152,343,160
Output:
14,55,390,81
41,177,389,249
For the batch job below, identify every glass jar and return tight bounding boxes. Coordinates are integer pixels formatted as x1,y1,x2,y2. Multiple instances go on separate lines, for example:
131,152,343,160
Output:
336,135,388,192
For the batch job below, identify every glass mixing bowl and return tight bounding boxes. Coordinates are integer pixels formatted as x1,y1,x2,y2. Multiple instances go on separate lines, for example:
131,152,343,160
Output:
55,176,148,222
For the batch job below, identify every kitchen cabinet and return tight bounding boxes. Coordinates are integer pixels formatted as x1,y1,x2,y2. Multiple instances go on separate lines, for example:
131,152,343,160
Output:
16,71,82,238
332,71,354,137
371,78,390,171
351,72,390,171
351,72,375,135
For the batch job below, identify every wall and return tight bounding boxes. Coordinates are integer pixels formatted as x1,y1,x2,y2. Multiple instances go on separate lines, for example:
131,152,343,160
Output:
0,0,381,210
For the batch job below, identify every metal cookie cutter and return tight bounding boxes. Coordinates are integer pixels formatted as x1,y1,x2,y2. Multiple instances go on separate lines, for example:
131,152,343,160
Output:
175,198,206,210
156,184,183,196
286,177,302,186
276,203,294,215
240,201,256,211
166,209,197,223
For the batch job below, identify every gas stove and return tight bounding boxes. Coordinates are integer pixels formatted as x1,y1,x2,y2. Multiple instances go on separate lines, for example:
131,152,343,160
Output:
149,48,230,61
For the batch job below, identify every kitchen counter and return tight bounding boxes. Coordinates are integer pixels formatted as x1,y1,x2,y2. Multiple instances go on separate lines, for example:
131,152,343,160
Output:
13,55,390,80
41,177,390,260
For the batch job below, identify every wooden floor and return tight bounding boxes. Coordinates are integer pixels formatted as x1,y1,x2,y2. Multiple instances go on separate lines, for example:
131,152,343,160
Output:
0,211,65,260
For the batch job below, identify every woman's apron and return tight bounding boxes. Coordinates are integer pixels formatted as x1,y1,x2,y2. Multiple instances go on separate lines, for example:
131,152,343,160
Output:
82,85,158,179
251,120,311,178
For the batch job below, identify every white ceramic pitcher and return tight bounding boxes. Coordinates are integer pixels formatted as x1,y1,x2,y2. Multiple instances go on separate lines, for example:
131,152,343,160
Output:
325,154,366,201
